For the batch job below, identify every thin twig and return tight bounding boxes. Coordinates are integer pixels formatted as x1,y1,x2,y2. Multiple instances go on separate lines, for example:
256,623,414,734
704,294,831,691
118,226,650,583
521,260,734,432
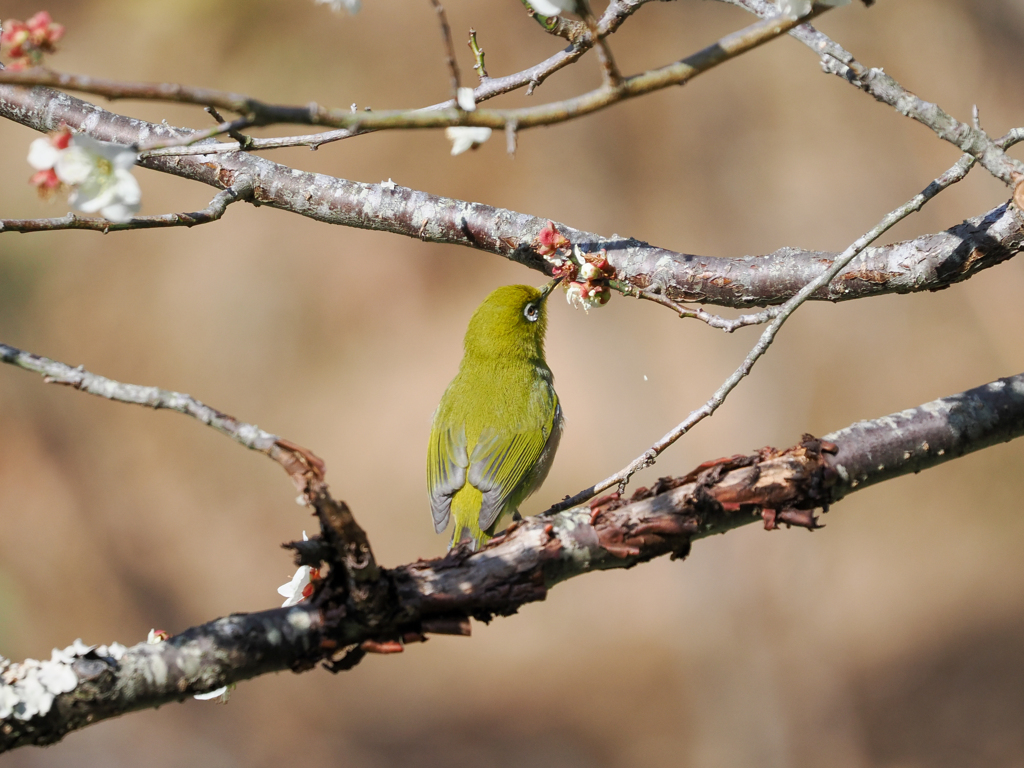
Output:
546,145,979,512
131,0,655,160
139,129,356,158
578,0,623,87
468,29,488,80
0,339,323,484
429,0,461,102
716,0,1024,186
0,179,253,233
0,9,830,136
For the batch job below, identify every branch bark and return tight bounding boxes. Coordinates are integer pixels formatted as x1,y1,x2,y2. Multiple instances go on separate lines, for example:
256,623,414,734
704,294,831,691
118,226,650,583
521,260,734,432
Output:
3,371,1022,751
0,87,1020,311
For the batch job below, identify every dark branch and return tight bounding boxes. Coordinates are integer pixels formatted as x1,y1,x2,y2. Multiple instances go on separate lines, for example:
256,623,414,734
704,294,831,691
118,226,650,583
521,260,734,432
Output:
3,371,1024,751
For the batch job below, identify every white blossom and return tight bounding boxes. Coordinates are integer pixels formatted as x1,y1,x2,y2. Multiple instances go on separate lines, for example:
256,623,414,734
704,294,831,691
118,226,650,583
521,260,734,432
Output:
278,532,313,607
69,638,96,656
104,642,128,660
445,126,492,156
527,0,575,16
778,0,848,17
456,87,476,112
315,0,361,14
27,136,62,172
54,134,141,223
194,685,231,703
147,629,168,644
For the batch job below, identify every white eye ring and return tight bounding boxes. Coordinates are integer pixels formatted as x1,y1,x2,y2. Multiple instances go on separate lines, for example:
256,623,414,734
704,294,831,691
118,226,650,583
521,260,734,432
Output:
524,303,539,322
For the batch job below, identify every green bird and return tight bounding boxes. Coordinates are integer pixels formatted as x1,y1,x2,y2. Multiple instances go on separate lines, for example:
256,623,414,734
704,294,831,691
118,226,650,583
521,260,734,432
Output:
427,282,563,550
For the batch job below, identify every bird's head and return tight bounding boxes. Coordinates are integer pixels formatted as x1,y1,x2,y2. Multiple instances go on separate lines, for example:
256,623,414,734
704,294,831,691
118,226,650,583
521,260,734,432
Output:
463,281,559,361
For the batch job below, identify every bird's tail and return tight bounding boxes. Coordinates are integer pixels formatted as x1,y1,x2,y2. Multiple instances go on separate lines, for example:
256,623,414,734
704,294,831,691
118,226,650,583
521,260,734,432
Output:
449,485,489,551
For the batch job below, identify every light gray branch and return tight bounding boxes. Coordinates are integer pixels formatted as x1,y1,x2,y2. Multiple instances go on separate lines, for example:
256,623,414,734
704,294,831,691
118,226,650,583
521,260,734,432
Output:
0,342,321,482
718,0,1024,185
0,87,1019,312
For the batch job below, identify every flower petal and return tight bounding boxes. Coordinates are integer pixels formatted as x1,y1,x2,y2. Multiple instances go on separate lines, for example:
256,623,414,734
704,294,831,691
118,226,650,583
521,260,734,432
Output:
456,87,476,112
27,138,60,171
445,126,492,156
527,0,574,16
54,146,96,186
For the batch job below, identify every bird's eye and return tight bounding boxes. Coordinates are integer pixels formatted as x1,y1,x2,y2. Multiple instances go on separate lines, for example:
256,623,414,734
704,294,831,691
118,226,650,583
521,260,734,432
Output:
524,303,539,322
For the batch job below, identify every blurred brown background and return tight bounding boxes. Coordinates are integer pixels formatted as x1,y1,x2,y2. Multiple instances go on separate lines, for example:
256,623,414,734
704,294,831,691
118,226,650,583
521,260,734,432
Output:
1,0,1024,765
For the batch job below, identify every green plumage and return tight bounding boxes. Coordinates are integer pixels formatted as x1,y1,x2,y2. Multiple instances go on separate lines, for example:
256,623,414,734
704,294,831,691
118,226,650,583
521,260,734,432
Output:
427,284,562,549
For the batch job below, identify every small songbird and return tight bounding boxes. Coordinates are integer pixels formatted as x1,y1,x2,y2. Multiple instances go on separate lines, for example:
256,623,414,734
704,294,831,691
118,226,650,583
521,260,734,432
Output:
427,282,563,550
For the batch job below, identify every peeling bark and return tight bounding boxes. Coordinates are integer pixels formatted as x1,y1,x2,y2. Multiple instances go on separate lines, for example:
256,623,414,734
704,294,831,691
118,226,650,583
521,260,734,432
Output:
4,372,1023,751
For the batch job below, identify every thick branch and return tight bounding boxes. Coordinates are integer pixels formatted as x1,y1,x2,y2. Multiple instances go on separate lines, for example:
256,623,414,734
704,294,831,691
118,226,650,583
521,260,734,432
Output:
0,88,1019,310
3,371,1023,751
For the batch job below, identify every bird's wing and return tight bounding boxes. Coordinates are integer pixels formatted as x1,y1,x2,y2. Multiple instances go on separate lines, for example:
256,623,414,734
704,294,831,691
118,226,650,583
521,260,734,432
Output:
469,395,560,532
426,424,469,533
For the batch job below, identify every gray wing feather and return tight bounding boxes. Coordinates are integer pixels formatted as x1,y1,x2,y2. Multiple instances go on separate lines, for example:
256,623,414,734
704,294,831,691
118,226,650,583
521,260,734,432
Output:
428,426,468,533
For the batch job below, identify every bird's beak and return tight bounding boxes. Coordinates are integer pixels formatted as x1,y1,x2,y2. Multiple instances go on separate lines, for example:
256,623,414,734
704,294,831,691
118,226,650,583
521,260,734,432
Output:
538,278,560,302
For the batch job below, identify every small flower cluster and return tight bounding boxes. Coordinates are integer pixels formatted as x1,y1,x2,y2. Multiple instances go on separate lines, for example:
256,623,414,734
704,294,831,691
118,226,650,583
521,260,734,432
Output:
533,221,615,311
1,11,64,70
28,128,142,222
0,639,125,720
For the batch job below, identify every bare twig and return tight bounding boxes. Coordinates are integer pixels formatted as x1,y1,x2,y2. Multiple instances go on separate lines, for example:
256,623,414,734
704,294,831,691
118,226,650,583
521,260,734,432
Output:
4,371,1024,751
132,0,653,160
0,178,253,233
139,129,356,159
0,8,830,136
429,0,461,101
578,0,624,87
718,0,1024,186
0,340,322,485
548,143,979,511
467,29,488,80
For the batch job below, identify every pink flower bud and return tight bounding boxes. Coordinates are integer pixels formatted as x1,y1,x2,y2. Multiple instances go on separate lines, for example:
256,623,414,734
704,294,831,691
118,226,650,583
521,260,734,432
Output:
534,220,570,257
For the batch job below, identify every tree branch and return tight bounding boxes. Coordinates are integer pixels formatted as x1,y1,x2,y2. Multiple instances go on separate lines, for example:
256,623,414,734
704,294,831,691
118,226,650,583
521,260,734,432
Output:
0,340,381,605
4,370,1023,751
550,142,981,510
719,0,1024,186
0,6,828,138
0,87,1019,312
0,341,320,487
0,178,253,232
